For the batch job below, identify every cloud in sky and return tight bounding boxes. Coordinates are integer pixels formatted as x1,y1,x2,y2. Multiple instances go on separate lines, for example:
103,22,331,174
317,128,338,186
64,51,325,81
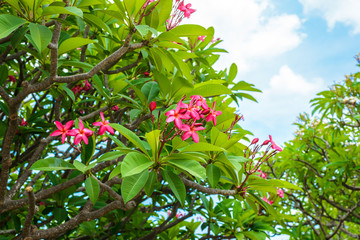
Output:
240,65,324,143
189,0,305,73
299,0,360,34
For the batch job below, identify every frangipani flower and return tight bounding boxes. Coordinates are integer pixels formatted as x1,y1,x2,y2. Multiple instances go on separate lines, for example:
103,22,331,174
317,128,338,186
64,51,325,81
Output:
50,120,75,144
178,2,196,18
206,102,222,125
181,122,205,143
277,189,284,198
165,101,190,129
93,112,114,136
261,196,273,205
257,170,267,179
269,135,283,152
73,119,94,145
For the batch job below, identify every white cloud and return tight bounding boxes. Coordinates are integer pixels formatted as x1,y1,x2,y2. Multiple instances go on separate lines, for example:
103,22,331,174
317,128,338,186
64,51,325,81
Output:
299,0,360,34
188,0,305,73
240,65,324,143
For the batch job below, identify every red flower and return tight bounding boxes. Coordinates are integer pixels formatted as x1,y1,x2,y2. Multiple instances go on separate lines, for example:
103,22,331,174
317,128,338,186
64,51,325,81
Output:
20,118,28,126
93,112,114,135
50,120,75,144
72,119,94,145
269,135,282,152
83,80,91,91
149,101,156,112
178,2,196,18
181,122,205,143
206,102,222,125
165,101,190,129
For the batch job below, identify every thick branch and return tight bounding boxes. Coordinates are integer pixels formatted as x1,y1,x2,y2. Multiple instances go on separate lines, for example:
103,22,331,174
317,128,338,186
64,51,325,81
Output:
181,178,237,196
22,186,36,238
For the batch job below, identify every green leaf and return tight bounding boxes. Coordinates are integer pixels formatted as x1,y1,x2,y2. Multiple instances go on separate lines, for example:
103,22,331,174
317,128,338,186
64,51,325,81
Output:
228,63,237,82
121,152,153,177
181,142,225,152
0,65,8,86
167,159,206,179
141,81,160,103
42,6,83,18
0,14,27,39
157,0,173,25
145,130,161,158
83,13,112,35
109,123,148,155
58,83,75,102
268,179,303,191
188,82,232,97
73,160,87,173
152,69,170,98
135,25,158,37
10,26,28,48
97,151,125,163
30,158,75,171
109,164,121,180
81,131,95,164
27,23,52,53
121,170,149,203
58,37,95,55
168,24,208,37
85,176,100,205
162,169,186,206
144,171,157,196
206,164,221,188
54,208,68,223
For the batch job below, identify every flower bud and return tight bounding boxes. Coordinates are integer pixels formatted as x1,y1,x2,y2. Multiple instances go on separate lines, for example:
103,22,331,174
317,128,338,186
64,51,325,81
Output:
149,101,156,112
251,138,259,145
112,105,119,111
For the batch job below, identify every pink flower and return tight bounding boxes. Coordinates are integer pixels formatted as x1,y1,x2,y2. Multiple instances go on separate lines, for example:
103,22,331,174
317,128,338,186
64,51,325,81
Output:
93,112,114,136
50,120,75,144
83,80,91,91
72,119,94,145
261,196,273,205
257,170,267,179
7,75,16,83
149,101,156,112
39,201,45,207
191,95,208,110
165,101,190,129
206,102,222,126
277,189,284,198
20,118,28,126
112,105,119,111
269,135,282,152
198,35,205,41
178,2,196,18
71,85,82,95
181,122,205,143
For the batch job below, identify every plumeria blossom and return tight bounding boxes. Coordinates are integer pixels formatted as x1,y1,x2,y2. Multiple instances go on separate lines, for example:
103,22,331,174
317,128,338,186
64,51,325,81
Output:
181,122,205,143
178,2,195,18
83,80,91,91
277,189,284,198
165,101,190,129
258,170,267,179
206,102,222,126
20,118,28,126
261,196,274,205
198,35,205,41
50,120,75,144
73,119,94,145
269,135,283,151
93,112,115,136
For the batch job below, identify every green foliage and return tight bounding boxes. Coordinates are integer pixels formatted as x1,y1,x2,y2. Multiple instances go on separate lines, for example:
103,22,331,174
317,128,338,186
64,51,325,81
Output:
0,1,292,239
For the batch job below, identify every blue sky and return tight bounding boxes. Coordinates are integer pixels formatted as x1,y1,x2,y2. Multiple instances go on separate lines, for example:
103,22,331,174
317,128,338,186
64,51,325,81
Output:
188,0,360,146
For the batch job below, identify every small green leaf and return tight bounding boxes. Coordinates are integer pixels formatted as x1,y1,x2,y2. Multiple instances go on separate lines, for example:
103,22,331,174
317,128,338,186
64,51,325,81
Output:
145,130,161,158
54,208,68,223
0,65,8,86
228,63,237,82
58,37,95,55
109,123,148,155
122,170,149,203
141,81,160,102
27,23,52,53
167,159,206,179
168,24,208,37
81,130,95,164
121,152,153,177
144,171,157,196
83,13,112,35
58,84,75,102
109,164,121,180
162,169,186,206
73,160,87,173
85,176,100,205
181,142,225,152
30,158,75,171
97,151,125,163
206,164,221,188
0,14,27,39
42,6,83,18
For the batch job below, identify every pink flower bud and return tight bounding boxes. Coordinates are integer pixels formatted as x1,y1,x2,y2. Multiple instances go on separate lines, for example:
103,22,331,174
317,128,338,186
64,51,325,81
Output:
143,71,150,77
251,138,259,145
20,118,28,126
8,75,16,83
149,101,156,112
112,105,119,111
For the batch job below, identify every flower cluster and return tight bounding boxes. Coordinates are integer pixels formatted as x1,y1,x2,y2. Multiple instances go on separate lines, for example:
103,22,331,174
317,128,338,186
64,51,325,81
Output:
50,112,114,146
166,1,196,30
71,80,91,95
164,96,222,143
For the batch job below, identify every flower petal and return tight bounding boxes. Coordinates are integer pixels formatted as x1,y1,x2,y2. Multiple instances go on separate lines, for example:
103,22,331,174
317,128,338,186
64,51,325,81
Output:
93,121,103,126
54,121,64,130
64,120,74,130
50,130,62,136
105,125,115,135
